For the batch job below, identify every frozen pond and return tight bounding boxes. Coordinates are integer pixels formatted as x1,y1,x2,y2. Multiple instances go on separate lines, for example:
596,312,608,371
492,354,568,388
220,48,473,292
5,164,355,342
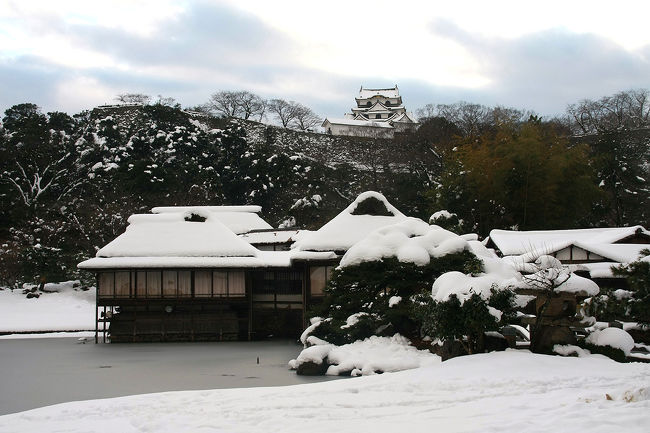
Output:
0,338,337,415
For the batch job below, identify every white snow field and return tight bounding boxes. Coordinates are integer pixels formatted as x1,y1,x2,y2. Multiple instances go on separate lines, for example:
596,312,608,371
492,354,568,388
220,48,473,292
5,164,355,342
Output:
0,281,95,333
1,351,648,433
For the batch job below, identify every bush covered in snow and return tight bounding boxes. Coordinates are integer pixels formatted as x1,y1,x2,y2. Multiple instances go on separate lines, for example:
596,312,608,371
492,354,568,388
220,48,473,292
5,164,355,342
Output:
584,249,650,326
582,327,636,362
307,252,482,346
418,288,517,354
429,210,465,234
612,250,650,325
288,334,439,376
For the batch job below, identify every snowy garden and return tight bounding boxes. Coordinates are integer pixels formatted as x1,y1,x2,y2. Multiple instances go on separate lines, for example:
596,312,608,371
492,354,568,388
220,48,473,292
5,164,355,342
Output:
0,91,649,431
1,195,649,431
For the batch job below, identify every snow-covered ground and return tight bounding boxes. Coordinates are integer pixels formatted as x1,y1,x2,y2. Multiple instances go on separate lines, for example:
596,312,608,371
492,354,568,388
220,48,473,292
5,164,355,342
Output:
1,350,648,433
0,282,95,333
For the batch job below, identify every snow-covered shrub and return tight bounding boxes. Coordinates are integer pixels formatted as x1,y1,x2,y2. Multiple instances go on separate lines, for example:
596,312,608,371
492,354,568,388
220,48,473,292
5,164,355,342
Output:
582,327,636,362
418,287,516,355
584,287,632,323
307,251,483,346
285,194,323,229
288,334,439,376
429,210,465,234
611,250,650,326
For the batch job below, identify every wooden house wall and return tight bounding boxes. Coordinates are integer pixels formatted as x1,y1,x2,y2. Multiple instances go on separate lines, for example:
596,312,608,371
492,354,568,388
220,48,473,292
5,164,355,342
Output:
94,262,341,342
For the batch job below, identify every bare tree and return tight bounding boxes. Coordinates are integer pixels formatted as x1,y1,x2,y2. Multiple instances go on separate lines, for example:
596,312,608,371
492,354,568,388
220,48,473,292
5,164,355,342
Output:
155,95,177,107
207,91,241,118
436,102,490,136
268,99,299,127
206,90,267,120
235,91,265,120
490,106,532,126
291,103,321,131
567,89,650,134
416,103,437,121
256,98,268,122
418,101,533,135
115,93,151,105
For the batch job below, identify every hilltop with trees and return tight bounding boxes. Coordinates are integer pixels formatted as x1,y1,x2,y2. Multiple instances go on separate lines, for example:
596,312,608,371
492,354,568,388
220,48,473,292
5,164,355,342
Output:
0,88,648,286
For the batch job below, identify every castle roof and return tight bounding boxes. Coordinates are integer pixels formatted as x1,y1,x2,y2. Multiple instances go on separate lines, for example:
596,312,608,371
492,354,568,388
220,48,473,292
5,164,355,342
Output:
322,118,394,128
357,86,400,100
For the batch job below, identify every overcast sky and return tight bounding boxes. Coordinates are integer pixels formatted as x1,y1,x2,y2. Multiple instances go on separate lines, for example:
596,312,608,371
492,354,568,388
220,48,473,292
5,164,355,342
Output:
1,0,649,119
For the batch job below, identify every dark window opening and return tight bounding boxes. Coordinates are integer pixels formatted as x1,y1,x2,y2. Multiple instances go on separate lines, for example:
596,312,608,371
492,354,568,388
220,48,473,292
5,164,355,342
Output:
252,270,302,295
351,196,395,216
185,213,207,222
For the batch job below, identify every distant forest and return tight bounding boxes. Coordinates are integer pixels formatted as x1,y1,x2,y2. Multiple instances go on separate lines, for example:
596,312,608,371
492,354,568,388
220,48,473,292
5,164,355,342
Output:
0,89,648,286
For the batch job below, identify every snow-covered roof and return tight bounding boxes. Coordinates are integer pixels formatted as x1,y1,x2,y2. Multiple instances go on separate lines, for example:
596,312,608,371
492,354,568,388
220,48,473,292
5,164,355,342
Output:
391,112,418,123
153,205,262,213
489,226,649,256
293,191,408,252
339,218,469,268
323,118,393,128
94,211,259,259
357,86,400,100
78,250,338,270
239,229,309,245
151,206,272,234
78,208,331,269
514,241,649,264
351,101,405,114
78,252,292,269
572,243,648,263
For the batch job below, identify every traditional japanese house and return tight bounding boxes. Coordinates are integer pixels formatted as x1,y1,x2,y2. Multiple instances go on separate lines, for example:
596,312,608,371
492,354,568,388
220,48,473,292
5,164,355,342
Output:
78,192,409,343
487,226,650,287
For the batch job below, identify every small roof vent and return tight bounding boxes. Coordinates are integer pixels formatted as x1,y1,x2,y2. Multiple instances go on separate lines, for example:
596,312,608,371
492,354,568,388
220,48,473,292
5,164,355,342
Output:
184,213,207,222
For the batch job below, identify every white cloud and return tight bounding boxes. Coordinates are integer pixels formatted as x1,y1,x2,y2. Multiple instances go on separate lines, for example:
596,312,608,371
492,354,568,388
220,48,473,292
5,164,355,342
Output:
1,0,649,116
218,0,650,90
54,75,117,112
0,0,184,37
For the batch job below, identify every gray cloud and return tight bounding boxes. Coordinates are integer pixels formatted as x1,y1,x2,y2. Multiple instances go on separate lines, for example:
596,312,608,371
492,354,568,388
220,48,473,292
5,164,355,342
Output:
428,19,650,115
3,5,650,121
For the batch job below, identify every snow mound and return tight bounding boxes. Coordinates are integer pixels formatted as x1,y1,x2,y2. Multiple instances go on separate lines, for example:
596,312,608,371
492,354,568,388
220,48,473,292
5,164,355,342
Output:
586,328,636,355
554,273,600,296
429,210,454,222
288,334,439,376
432,270,518,303
340,218,468,268
553,344,591,357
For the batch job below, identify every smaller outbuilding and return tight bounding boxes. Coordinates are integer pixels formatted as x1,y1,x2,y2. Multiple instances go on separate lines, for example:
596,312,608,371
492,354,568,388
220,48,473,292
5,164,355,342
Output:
487,226,650,287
